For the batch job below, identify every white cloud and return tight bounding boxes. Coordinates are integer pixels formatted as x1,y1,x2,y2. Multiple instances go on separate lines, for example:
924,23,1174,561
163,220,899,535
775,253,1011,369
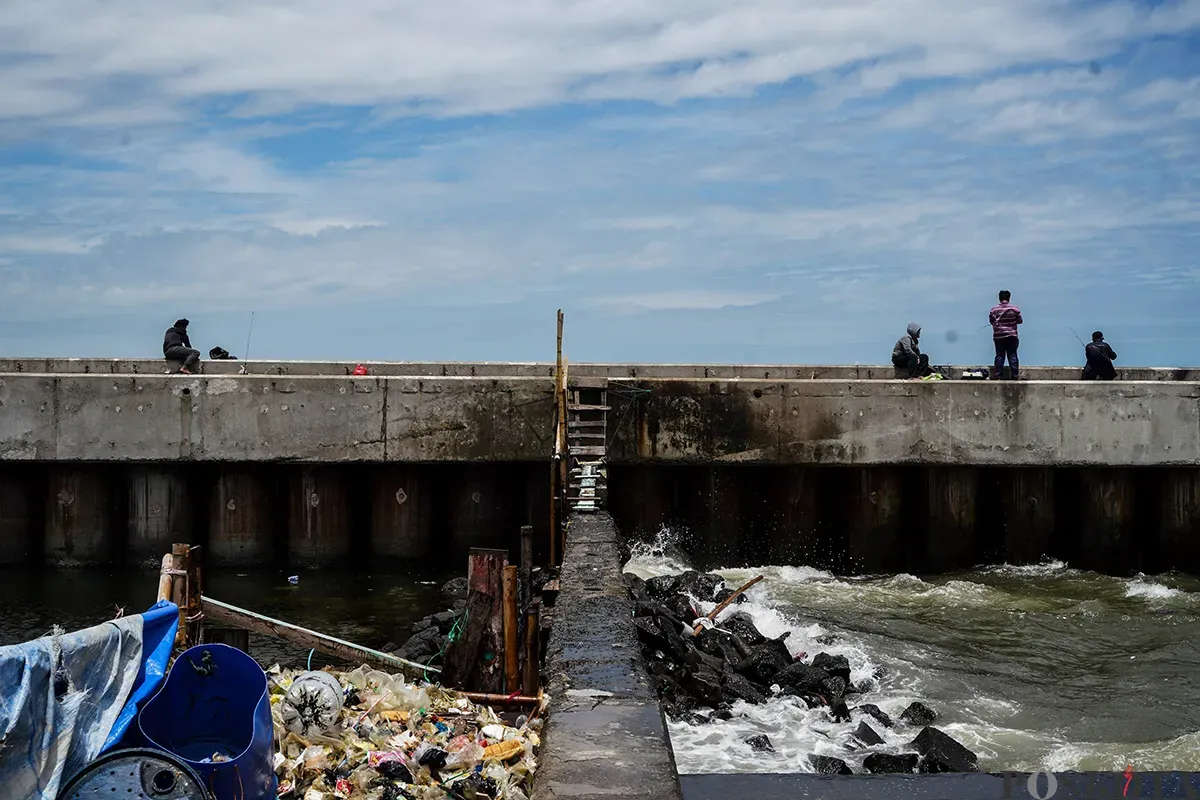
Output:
594,290,781,311
2,0,1199,124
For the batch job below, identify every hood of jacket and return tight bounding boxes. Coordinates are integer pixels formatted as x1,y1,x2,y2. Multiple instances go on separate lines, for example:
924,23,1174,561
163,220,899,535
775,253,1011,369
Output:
906,322,922,338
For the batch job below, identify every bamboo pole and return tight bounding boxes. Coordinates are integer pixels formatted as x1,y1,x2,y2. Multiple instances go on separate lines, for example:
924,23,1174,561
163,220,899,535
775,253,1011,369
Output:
690,575,764,636
502,565,520,694
202,597,437,677
156,554,174,604
461,691,541,707
522,601,540,697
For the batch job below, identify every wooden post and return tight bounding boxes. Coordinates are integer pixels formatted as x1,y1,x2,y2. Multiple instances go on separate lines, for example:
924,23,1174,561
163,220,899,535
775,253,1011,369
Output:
520,524,533,609
185,545,203,648
502,565,520,694
158,542,191,651
522,600,540,697
446,548,507,692
558,354,570,563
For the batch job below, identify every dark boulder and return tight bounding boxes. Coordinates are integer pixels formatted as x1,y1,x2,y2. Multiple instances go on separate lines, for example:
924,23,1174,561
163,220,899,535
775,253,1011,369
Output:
713,586,750,607
624,572,650,602
852,721,884,747
900,702,938,727
735,646,789,685
396,626,443,661
678,571,725,602
635,616,673,653
712,703,734,721
646,574,683,599
775,663,831,695
820,675,848,701
683,647,726,677
411,616,435,634
744,734,774,752
664,594,699,624
722,673,768,705
812,652,851,684
863,753,919,774
432,610,460,633
912,727,980,773
726,633,753,661
828,700,851,722
809,755,853,775
441,577,468,602
854,704,894,728
685,666,724,707
721,612,767,647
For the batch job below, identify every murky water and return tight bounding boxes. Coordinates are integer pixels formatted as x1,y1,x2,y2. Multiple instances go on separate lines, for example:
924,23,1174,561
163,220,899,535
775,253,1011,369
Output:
625,530,1200,775
0,565,456,669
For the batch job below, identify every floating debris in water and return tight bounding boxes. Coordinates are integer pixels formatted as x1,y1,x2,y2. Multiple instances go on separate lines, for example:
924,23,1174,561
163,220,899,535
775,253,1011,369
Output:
267,664,545,799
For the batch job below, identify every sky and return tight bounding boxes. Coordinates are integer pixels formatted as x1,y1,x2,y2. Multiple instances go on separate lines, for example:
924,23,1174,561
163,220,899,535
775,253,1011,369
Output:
0,1,1197,367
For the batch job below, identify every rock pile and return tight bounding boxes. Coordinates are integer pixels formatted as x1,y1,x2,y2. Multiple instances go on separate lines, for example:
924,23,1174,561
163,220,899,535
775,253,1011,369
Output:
390,579,471,667
626,570,981,775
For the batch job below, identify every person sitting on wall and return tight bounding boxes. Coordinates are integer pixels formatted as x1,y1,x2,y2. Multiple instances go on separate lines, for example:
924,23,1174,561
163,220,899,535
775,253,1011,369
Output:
1081,330,1118,380
892,322,933,378
163,318,201,374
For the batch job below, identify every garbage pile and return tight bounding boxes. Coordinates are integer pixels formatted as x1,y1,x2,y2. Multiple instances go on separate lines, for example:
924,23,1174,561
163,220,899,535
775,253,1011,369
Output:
627,570,980,774
268,664,544,800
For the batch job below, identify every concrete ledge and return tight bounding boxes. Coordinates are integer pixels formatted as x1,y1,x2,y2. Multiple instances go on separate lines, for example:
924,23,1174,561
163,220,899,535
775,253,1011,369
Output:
3,371,1198,465
1,358,1197,382
607,378,1200,467
0,374,555,462
534,512,683,800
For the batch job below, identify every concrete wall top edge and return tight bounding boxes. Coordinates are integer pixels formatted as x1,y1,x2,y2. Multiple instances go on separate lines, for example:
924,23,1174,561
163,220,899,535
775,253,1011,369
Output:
2,357,1198,381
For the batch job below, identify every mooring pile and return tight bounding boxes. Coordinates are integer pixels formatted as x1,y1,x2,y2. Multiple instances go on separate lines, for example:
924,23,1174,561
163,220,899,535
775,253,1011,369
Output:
269,664,544,800
626,569,981,775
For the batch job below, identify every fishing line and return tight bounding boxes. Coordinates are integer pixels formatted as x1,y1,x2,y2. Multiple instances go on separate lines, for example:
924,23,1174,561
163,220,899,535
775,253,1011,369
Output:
239,311,255,375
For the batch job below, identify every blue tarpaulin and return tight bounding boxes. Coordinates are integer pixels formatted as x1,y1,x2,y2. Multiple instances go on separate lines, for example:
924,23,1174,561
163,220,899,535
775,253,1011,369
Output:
0,601,179,800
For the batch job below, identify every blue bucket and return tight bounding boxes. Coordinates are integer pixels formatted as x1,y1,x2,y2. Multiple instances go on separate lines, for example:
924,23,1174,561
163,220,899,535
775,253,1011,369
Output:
139,644,276,800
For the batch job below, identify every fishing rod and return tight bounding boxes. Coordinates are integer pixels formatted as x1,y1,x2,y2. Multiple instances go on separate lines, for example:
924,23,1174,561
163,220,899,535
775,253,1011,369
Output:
239,311,255,375
1069,327,1086,347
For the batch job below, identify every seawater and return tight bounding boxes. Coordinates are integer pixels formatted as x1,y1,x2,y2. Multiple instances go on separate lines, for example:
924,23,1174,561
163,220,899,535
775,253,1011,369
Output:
624,529,1200,775
0,566,455,669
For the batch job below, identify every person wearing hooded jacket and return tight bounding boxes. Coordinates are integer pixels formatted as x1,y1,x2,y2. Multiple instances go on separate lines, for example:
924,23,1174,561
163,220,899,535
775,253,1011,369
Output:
163,318,201,374
892,322,932,378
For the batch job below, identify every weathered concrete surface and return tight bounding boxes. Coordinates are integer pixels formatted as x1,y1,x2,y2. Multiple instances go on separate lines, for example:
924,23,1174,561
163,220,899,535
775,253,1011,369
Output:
3,371,1199,466
608,378,1200,467
2,358,1198,381
533,512,683,800
0,374,554,462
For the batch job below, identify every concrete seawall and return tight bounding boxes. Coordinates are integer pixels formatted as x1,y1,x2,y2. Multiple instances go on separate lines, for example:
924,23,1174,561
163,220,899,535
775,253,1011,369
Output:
2,361,1197,574
3,373,1198,466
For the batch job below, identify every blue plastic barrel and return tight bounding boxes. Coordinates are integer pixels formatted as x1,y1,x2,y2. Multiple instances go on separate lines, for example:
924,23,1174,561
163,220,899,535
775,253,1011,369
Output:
138,644,276,800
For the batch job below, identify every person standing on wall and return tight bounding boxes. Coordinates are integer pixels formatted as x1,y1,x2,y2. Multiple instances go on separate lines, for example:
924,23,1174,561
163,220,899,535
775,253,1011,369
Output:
989,290,1023,380
1081,331,1118,380
163,318,201,374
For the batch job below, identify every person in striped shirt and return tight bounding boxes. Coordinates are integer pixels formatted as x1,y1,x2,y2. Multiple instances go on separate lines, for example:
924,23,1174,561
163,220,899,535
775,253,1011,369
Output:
989,290,1023,380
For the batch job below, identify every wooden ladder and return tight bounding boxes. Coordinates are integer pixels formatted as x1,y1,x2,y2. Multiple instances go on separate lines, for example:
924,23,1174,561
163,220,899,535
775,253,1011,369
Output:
566,382,608,513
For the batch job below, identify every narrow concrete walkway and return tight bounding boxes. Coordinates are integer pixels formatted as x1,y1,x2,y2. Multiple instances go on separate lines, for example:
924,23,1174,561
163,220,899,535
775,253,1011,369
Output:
533,512,683,800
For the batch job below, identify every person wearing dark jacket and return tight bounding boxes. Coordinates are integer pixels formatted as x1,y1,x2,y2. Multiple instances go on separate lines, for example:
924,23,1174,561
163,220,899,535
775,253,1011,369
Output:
892,322,932,378
1082,331,1117,380
163,318,201,374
